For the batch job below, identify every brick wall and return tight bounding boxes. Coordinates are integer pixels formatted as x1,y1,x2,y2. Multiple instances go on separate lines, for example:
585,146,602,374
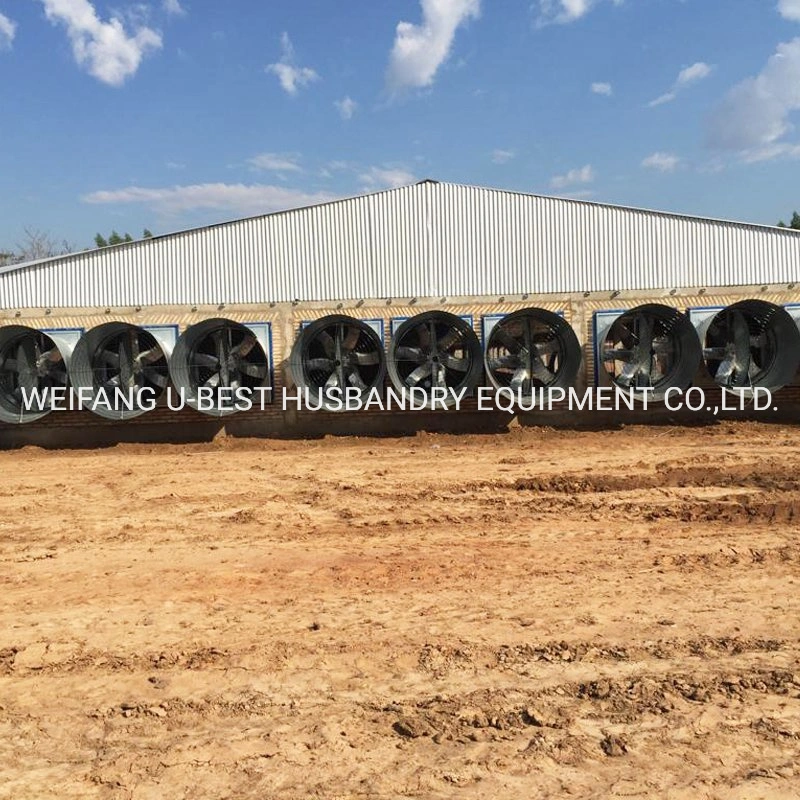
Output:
2,285,800,447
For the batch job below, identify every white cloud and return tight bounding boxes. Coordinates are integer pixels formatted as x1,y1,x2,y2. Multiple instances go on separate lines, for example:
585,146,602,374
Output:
649,61,712,107
676,61,712,86
490,148,515,164
591,81,612,96
0,12,16,50
708,38,800,158
266,32,319,95
82,183,338,217
536,0,622,26
248,153,302,172
386,0,480,91
550,164,594,189
335,95,357,120
359,167,417,189
649,91,676,107
41,0,162,86
641,152,681,172
779,0,800,22
163,0,185,16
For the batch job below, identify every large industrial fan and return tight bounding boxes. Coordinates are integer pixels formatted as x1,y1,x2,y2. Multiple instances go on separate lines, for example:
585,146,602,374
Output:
600,303,702,401
289,315,386,410
701,300,800,395
388,311,483,407
70,322,171,420
484,308,581,393
169,318,269,416
0,326,71,424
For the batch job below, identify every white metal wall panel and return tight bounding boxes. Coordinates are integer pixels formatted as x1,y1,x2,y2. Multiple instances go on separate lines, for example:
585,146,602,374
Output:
1,182,799,310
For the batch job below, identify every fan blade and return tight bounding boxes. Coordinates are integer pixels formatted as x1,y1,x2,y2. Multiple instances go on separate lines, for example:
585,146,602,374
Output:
407,363,432,386
240,362,266,379
437,327,462,352
347,368,368,391
145,371,168,388
535,339,559,357
136,347,163,365
318,329,335,357
488,354,522,370
342,325,360,351
101,350,121,368
441,353,468,372
603,348,634,362
16,338,38,388
530,358,555,385
492,326,521,353
415,323,432,349
307,357,335,372
715,357,736,385
351,350,380,366
231,336,257,358
394,346,425,363
510,368,529,391
194,352,220,369
39,347,63,365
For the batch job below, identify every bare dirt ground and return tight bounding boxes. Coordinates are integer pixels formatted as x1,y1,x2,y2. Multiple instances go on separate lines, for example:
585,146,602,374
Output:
1,422,799,799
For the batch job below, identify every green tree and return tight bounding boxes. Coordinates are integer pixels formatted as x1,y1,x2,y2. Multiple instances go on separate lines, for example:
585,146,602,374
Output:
777,211,800,230
95,228,153,248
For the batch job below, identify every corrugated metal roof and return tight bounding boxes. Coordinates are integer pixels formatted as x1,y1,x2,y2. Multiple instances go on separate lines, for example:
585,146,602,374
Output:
1,180,799,309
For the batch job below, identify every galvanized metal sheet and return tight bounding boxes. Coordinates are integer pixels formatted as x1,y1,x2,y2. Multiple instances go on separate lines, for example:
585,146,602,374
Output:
1,182,799,310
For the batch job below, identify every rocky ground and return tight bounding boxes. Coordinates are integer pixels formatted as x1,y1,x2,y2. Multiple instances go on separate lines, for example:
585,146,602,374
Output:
1,422,799,798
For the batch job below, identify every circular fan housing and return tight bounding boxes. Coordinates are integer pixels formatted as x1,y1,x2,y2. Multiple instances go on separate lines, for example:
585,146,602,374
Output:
601,303,702,402
703,299,800,395
388,311,483,408
169,318,268,417
70,322,171,420
0,326,71,424
289,315,386,411
484,308,582,394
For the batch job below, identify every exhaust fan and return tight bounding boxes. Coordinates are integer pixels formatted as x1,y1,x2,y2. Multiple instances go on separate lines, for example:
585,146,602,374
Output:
388,310,483,407
70,322,171,420
169,318,269,416
484,307,581,393
700,300,800,395
0,326,74,424
290,315,386,410
598,303,702,401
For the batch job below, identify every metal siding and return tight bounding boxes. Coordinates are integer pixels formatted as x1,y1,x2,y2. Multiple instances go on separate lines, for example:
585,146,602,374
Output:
1,182,799,310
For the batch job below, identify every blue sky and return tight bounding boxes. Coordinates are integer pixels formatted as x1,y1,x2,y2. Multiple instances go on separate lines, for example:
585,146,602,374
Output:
1,0,800,251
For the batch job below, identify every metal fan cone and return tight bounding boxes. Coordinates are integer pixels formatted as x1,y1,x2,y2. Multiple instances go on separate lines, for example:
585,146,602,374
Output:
0,327,69,423
290,315,386,410
702,300,800,394
388,311,483,407
601,304,701,401
70,322,171,420
170,318,269,417
485,308,581,393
